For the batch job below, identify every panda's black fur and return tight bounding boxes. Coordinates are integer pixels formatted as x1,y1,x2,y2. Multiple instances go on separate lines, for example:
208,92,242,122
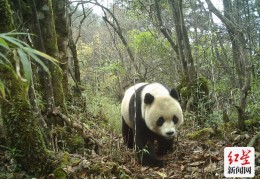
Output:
121,83,181,167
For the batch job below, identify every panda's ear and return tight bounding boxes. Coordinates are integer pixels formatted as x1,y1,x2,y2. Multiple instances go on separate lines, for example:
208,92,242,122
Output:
144,93,154,104
170,88,179,100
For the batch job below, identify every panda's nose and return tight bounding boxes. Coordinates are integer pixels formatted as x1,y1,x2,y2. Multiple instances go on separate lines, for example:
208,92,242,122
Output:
166,131,174,136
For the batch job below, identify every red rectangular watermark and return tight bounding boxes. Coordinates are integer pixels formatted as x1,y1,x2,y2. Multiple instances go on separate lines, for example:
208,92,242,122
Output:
224,147,255,177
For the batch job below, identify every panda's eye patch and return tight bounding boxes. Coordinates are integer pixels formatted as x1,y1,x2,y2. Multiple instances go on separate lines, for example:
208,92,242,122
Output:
156,117,165,126
172,116,178,124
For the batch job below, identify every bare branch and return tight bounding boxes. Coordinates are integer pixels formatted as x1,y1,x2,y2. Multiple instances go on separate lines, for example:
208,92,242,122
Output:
74,3,90,44
92,0,143,79
205,0,242,34
154,0,178,54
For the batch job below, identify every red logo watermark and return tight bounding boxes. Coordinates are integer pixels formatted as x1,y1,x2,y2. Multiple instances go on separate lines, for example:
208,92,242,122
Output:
224,147,255,177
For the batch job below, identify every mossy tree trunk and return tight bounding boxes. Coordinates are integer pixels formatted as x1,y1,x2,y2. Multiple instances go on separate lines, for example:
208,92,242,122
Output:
68,12,81,86
167,0,210,118
53,0,70,99
31,0,56,112
35,0,67,113
0,0,53,175
0,0,13,32
1,69,53,174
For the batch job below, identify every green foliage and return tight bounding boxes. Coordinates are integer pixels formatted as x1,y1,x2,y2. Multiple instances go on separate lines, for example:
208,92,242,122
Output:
83,87,121,134
127,29,176,83
244,78,260,128
179,76,209,99
53,167,67,179
60,128,85,153
97,61,125,74
129,30,155,51
0,0,13,32
0,32,59,98
53,152,70,179
128,29,170,58
0,79,5,98
178,76,211,124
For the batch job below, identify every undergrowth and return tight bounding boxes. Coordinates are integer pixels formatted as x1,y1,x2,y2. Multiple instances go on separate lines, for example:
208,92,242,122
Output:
82,87,121,134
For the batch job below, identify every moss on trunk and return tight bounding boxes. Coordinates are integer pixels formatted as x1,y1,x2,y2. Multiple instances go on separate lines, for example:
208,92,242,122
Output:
0,67,54,175
53,0,70,99
36,0,67,113
0,0,13,32
0,0,53,175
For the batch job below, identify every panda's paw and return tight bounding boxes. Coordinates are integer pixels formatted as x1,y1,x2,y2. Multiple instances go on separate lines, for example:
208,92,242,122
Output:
157,150,167,156
157,147,173,156
154,159,165,168
140,157,165,167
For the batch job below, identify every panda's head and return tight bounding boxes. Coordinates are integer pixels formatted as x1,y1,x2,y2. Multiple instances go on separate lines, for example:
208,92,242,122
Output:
142,87,183,139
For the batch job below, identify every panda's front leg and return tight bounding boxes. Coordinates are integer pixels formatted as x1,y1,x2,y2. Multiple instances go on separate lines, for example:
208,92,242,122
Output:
135,132,164,167
157,137,173,156
122,117,134,149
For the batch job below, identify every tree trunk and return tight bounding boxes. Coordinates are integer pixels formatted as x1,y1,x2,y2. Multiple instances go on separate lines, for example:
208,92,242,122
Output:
167,0,208,116
1,69,53,174
154,0,178,54
168,0,196,82
53,0,70,99
223,0,243,88
0,0,53,174
205,0,251,130
68,9,81,86
31,0,56,112
35,0,67,112
0,0,13,32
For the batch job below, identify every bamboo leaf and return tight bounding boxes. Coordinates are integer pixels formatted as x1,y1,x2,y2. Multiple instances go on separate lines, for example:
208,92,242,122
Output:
0,31,24,36
0,79,5,99
0,32,30,48
23,47,60,64
1,35,24,48
0,53,12,66
0,32,28,36
0,37,9,49
0,59,15,74
12,37,31,48
0,32,54,79
13,49,27,82
17,48,32,82
29,53,50,75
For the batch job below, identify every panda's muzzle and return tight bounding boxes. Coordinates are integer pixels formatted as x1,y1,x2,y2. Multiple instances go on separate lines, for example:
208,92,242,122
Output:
166,131,174,136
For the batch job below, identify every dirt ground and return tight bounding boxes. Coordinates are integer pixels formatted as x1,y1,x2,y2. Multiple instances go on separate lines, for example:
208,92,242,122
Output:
0,121,259,178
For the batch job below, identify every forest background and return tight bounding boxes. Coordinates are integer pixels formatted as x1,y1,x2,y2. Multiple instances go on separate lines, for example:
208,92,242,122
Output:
0,0,259,178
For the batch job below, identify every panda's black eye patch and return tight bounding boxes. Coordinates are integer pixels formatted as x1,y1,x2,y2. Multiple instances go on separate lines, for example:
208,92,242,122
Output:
156,117,165,126
172,116,178,124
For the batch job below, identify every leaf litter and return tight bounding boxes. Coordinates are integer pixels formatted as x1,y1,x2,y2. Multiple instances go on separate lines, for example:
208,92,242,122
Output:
0,116,259,178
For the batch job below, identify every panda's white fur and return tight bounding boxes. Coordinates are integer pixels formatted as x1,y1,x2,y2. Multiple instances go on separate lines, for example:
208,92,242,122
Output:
141,83,183,138
121,82,147,127
121,82,183,139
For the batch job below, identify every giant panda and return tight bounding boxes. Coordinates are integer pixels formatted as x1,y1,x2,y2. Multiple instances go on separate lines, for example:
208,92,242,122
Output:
121,82,183,167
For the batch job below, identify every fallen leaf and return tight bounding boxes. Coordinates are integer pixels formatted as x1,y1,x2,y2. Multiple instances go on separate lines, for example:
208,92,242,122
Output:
156,171,167,178
189,161,205,166
204,162,217,173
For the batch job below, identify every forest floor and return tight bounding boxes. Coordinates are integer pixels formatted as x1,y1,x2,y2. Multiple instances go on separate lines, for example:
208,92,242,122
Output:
57,122,258,179
0,112,259,178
